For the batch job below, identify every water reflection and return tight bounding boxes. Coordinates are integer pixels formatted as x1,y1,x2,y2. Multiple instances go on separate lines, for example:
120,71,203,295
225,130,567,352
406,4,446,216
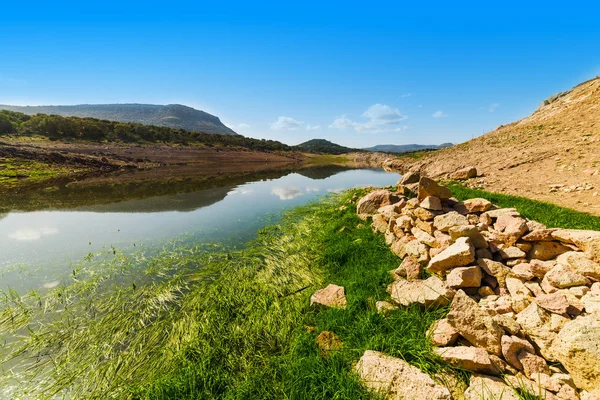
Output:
0,166,400,293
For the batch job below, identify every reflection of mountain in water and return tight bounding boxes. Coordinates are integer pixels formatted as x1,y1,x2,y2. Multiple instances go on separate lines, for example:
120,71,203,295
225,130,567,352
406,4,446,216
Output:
294,165,354,180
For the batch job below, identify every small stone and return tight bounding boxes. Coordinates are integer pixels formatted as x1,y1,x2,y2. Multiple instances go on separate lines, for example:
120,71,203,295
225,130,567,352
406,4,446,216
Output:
434,346,500,375
529,241,573,261
395,215,413,231
427,318,459,346
493,314,521,335
511,263,535,280
420,196,443,211
499,246,527,259
502,334,536,370
448,225,488,248
463,198,493,213
418,177,452,202
433,211,470,232
536,293,571,315
398,171,420,185
557,251,600,280
551,229,600,264
399,256,423,280
411,227,438,248
546,264,590,288
450,166,478,180
478,258,511,288
486,208,520,218
427,237,475,273
518,351,550,378
310,284,347,309
446,266,483,289
389,276,455,308
495,215,529,246
524,281,545,297
515,303,559,361
479,286,496,297
316,331,343,355
582,293,600,313
522,228,559,241
530,259,556,278
413,207,437,221
371,214,388,233
357,189,402,219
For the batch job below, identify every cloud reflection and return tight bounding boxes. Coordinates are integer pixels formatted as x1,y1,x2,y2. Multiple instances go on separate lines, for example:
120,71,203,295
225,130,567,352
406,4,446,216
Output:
272,187,303,200
9,227,59,241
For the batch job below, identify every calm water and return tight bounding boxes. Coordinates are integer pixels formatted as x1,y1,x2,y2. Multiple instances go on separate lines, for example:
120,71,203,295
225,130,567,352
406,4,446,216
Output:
0,167,400,293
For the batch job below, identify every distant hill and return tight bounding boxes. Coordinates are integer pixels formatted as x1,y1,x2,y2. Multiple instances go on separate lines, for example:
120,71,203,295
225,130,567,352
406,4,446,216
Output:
0,104,238,136
295,139,357,154
363,143,453,153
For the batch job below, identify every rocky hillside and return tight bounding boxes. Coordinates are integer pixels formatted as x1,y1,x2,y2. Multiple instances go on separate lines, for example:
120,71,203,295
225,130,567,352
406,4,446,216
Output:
384,77,600,215
347,176,600,399
0,104,238,135
364,142,453,153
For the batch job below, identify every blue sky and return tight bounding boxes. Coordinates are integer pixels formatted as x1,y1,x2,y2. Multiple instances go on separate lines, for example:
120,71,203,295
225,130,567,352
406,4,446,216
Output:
1,1,599,148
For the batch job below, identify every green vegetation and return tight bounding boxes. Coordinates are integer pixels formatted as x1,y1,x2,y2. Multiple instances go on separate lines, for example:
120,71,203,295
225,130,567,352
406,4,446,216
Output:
0,110,293,152
448,182,600,230
296,138,358,154
0,157,80,186
306,153,351,165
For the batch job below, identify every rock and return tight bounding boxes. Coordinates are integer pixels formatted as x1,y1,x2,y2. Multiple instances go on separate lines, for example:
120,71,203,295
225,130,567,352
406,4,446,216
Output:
375,301,399,316
518,351,550,378
427,318,459,346
555,313,600,392
411,227,438,248
357,190,402,219
395,215,413,231
403,239,430,264
446,266,483,289
499,246,527,259
448,225,488,248
552,229,600,263
582,293,600,313
511,263,535,281
413,207,437,221
515,303,559,361
529,241,573,261
530,259,557,278
501,334,536,370
525,281,545,297
479,286,496,297
418,177,452,202
546,264,590,288
478,258,511,288
485,208,520,219
378,200,406,220
516,242,533,253
433,211,470,232
415,218,435,235
447,290,504,355
310,284,347,309
398,171,420,185
389,276,455,308
493,314,521,335
420,196,442,211
495,215,529,246
464,374,519,400
569,286,590,298
316,331,343,355
476,248,493,259
506,277,533,313
434,346,500,375
355,350,452,400
536,293,571,315
557,252,600,280
522,229,559,241
371,214,388,233
398,256,423,280
504,375,559,399
463,198,493,213
450,166,478,180
427,237,475,273
556,384,581,400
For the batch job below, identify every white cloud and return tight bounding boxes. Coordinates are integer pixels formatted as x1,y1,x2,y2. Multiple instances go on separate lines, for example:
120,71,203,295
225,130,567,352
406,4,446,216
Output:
329,104,408,134
432,111,448,118
9,227,58,241
306,124,321,131
305,186,320,192
488,103,500,112
270,116,303,131
272,187,303,200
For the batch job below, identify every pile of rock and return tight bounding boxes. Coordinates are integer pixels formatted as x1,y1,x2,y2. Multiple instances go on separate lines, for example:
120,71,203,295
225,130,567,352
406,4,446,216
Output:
354,172,600,400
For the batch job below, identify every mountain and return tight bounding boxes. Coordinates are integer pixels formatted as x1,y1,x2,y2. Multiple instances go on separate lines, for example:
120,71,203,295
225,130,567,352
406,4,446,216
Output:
364,143,453,153
384,76,600,215
295,139,357,154
0,104,238,136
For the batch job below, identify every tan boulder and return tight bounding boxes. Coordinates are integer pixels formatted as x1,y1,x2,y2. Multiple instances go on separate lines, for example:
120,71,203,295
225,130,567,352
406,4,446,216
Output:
511,263,535,281
557,251,600,280
546,264,590,288
411,227,438,248
522,228,559,241
463,198,493,213
446,265,483,289
555,313,600,392
378,200,406,220
427,237,475,273
434,346,500,375
450,166,477,180
501,334,536,370
415,218,435,235
485,208,520,219
536,293,571,315
357,189,402,218
529,241,573,261
478,258,511,288
515,303,559,361
427,318,459,346
395,215,413,231
447,290,504,355
552,229,600,263
413,206,437,221
448,225,488,248
355,350,452,400
371,214,388,233
493,314,521,335
420,196,442,211
518,351,550,378
310,284,347,309
398,170,420,185
530,259,556,278
389,276,454,308
433,211,470,232
495,215,529,246
418,177,452,201
398,256,423,280
464,374,519,400
499,246,527,259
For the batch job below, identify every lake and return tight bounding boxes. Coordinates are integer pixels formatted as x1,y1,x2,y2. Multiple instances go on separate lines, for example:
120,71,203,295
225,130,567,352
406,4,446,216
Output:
0,166,400,294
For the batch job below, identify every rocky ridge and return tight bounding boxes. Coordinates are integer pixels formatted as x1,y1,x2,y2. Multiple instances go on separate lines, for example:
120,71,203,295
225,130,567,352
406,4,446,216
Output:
314,172,600,399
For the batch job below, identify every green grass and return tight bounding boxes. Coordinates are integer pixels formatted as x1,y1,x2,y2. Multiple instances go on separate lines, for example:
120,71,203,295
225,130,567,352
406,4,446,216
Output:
447,182,600,230
0,157,81,186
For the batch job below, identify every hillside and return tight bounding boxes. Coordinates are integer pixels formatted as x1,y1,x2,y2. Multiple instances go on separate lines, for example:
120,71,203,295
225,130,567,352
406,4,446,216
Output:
385,76,600,215
0,104,238,136
295,139,357,154
364,143,453,153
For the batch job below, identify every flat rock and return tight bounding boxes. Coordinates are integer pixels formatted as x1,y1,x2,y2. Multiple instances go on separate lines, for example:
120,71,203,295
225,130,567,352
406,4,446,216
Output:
427,318,459,346
463,198,493,213
499,246,527,259
555,313,600,392
557,251,600,280
357,190,402,219
418,177,452,202
501,334,536,370
427,237,475,273
515,303,559,361
536,292,571,315
552,229,600,263
511,263,535,280
485,208,520,219
398,171,420,185
355,350,452,400
450,166,477,180
434,346,500,375
478,258,511,288
433,211,470,232
310,284,347,309
522,228,559,241
420,196,442,211
546,264,590,288
528,241,572,261
447,290,504,355
446,265,483,289
448,225,488,248
389,276,454,308
464,374,519,400
495,215,528,246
